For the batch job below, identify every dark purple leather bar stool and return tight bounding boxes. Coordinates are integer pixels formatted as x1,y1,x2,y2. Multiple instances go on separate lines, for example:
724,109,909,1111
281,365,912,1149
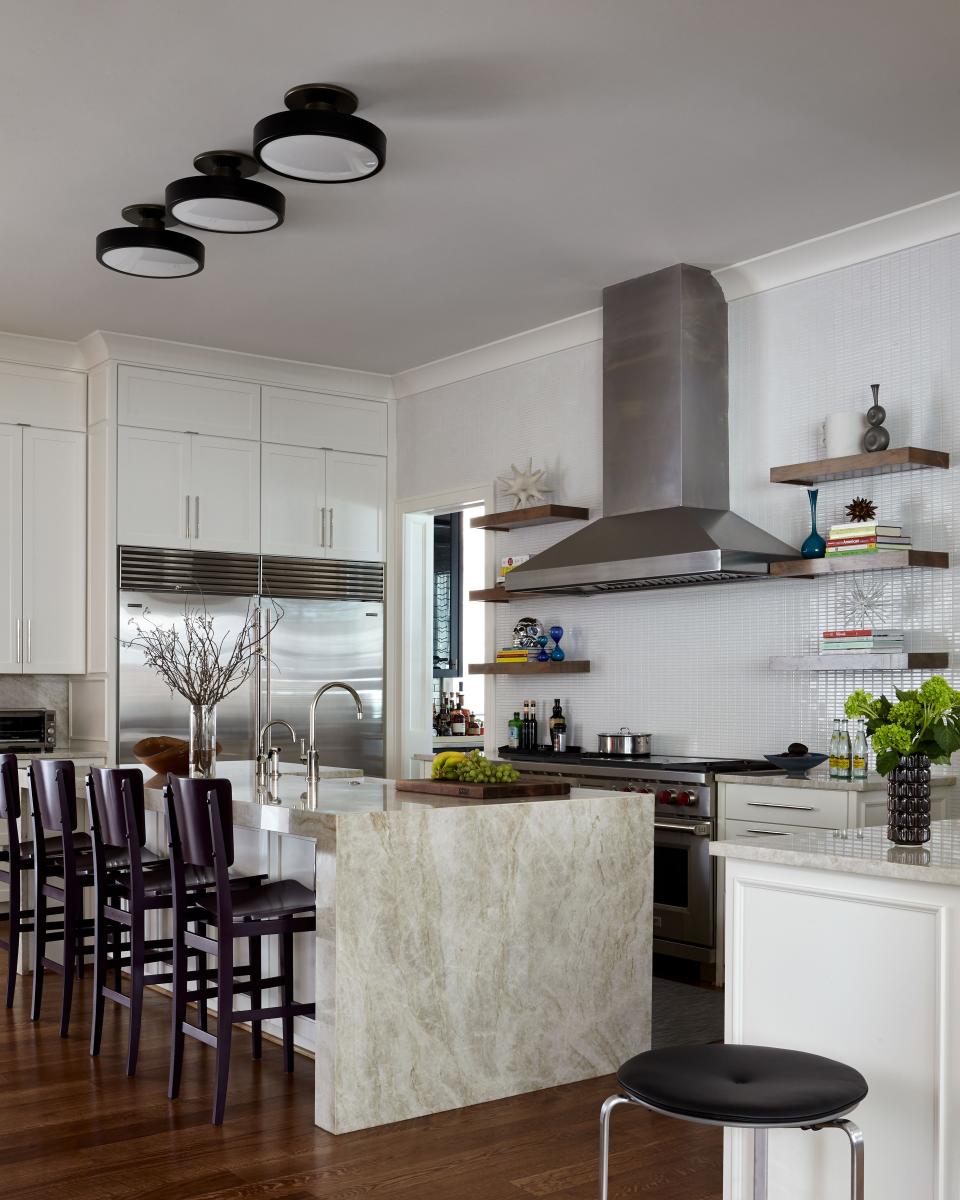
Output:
599,1044,867,1200
165,774,316,1125
0,753,68,1007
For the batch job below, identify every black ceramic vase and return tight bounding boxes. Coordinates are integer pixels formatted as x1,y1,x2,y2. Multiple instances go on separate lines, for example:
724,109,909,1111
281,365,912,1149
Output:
886,753,931,845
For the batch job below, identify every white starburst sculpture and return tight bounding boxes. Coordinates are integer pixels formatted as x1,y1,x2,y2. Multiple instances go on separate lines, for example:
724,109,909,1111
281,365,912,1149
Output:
497,458,551,509
841,578,889,629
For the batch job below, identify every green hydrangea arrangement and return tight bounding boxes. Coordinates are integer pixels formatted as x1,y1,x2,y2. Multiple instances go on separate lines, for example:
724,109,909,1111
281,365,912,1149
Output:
845,676,960,776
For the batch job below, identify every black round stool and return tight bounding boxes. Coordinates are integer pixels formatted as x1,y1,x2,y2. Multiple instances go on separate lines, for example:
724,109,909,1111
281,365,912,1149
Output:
600,1044,867,1200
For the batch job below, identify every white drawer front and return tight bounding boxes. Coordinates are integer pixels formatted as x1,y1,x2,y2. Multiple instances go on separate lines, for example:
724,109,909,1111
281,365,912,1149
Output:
723,783,848,828
724,817,838,842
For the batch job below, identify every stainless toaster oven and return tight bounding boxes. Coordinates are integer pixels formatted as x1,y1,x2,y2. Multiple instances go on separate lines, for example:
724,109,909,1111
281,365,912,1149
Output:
0,708,56,752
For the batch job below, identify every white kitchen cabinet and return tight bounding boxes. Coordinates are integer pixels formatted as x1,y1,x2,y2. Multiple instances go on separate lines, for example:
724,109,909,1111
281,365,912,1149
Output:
118,427,260,554
325,451,386,562
0,426,23,672
189,436,260,553
261,444,326,558
0,424,85,675
22,428,86,673
261,445,385,562
118,365,260,440
118,427,191,549
261,386,387,455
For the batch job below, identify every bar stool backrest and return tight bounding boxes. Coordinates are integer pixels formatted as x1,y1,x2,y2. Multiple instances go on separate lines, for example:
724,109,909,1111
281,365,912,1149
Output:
0,753,21,870
31,759,78,834
165,775,235,869
89,767,148,849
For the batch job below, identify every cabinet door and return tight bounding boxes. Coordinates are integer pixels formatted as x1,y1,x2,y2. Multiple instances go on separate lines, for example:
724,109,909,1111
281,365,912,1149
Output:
22,428,86,673
190,436,260,554
324,451,386,562
261,444,326,558
118,365,260,440
0,425,23,673
262,386,388,454
117,427,191,549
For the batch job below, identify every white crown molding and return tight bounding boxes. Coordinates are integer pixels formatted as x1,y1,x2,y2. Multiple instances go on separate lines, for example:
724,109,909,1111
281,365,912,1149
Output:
77,330,395,400
714,190,960,301
392,307,602,399
0,330,87,372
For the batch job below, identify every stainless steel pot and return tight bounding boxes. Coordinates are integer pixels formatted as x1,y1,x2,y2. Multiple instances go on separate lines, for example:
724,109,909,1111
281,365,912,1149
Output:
597,728,651,756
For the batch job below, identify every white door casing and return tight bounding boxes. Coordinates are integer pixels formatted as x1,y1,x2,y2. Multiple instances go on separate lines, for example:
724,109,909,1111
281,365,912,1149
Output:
0,424,23,673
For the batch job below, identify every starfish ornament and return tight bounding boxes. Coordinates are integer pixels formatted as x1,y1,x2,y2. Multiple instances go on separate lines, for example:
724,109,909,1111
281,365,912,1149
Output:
841,578,889,629
497,458,551,509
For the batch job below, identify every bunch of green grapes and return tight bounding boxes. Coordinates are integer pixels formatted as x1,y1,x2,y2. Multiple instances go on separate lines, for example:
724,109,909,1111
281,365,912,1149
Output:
453,750,520,784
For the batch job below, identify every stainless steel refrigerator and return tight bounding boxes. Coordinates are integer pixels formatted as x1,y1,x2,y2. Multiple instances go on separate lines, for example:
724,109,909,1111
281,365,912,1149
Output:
118,547,384,777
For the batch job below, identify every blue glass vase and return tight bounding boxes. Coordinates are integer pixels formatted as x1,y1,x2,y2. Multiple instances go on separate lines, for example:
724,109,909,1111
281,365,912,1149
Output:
800,488,826,559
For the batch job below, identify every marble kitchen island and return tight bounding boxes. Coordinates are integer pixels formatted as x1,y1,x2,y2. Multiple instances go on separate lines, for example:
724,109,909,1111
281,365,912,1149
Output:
712,820,960,1200
131,763,654,1134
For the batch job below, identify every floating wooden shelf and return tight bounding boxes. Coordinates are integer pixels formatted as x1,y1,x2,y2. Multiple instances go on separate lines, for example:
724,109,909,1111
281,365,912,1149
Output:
770,446,949,486
771,652,948,672
468,660,591,676
470,504,589,531
771,550,949,577
469,586,556,603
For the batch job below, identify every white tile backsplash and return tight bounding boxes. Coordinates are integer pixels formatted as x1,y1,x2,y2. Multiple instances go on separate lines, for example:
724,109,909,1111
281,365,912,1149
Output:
398,234,960,762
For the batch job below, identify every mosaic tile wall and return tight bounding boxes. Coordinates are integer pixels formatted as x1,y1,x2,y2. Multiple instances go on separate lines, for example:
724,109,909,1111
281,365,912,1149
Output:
397,234,960,768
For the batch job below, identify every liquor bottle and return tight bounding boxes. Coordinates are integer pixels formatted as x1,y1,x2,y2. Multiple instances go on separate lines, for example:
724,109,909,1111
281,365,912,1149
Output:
852,719,868,781
467,711,482,737
520,701,531,751
436,696,450,738
529,700,539,751
829,718,841,779
508,711,522,750
837,719,852,780
549,699,567,753
450,704,466,736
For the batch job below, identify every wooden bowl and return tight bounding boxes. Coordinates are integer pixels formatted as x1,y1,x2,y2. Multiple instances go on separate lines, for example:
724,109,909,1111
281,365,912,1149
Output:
133,736,190,777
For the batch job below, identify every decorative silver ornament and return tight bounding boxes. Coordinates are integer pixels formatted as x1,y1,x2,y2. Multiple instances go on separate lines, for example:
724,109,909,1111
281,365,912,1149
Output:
497,458,551,509
512,616,543,648
841,578,889,629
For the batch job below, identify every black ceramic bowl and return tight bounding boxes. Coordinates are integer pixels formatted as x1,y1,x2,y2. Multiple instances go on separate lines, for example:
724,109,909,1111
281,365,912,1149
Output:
764,752,829,779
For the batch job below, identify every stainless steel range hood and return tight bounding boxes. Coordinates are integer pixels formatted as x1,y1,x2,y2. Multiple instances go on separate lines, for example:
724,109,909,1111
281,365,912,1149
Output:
506,263,797,594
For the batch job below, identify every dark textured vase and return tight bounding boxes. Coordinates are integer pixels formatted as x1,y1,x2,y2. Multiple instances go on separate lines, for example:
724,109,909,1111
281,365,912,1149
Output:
886,753,931,845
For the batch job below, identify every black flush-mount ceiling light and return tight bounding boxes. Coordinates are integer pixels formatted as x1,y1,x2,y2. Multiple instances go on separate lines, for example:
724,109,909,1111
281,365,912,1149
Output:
165,150,285,233
253,84,386,183
95,204,204,278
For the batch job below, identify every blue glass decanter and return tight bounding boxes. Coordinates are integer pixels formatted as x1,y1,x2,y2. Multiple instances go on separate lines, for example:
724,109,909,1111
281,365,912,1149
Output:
800,488,826,559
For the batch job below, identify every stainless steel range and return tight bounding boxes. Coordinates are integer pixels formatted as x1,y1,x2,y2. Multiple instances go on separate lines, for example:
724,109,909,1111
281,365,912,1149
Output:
499,748,776,977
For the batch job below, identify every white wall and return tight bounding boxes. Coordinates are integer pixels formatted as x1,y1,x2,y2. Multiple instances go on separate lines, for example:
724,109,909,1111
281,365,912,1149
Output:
397,234,960,761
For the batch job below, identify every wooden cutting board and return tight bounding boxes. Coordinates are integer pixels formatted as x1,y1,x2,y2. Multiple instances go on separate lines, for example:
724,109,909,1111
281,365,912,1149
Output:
395,778,571,800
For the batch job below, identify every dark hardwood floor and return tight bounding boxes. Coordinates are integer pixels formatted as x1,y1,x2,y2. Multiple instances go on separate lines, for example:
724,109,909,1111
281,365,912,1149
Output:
0,949,722,1200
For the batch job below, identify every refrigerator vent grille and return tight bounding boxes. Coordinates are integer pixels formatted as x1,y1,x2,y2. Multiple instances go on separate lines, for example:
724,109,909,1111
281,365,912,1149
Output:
261,557,384,601
119,547,260,595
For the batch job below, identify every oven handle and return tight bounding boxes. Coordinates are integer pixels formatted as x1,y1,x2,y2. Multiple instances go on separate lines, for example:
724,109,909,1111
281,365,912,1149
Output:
654,820,712,837
746,801,816,812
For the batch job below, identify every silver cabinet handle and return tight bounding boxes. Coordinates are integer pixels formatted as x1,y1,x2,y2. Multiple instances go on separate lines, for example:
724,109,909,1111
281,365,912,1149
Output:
320,506,327,548
194,495,200,539
15,618,21,664
328,506,334,549
746,801,816,812
744,828,789,836
26,619,31,664
654,820,712,836
185,495,191,539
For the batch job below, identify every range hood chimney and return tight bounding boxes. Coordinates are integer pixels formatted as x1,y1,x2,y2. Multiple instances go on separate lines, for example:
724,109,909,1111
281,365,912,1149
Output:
506,264,797,594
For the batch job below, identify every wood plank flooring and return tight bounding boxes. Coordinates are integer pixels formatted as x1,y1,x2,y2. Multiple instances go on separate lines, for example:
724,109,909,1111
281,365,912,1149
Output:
0,950,722,1200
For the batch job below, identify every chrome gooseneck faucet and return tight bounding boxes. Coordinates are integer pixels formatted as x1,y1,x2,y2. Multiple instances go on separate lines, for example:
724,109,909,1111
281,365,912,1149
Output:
257,718,298,783
306,683,363,783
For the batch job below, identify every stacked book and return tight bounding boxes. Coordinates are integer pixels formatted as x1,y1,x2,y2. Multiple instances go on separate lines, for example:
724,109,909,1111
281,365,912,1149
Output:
826,521,910,557
495,645,540,663
820,629,905,654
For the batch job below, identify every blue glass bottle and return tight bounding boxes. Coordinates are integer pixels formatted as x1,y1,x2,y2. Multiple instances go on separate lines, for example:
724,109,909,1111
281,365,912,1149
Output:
800,488,826,559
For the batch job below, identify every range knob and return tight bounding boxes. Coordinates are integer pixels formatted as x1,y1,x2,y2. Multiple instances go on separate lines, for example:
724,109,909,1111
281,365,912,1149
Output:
655,788,672,803
675,790,694,807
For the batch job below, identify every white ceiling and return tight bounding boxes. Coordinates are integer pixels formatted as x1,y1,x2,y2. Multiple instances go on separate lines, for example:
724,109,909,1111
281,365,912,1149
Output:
2,1,959,374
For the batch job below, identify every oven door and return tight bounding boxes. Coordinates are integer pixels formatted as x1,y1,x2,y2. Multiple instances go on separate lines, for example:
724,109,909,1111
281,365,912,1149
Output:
652,816,715,951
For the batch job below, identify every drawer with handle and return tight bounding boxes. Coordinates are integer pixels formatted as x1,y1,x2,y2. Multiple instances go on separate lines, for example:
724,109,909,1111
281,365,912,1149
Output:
723,817,830,842
721,783,849,829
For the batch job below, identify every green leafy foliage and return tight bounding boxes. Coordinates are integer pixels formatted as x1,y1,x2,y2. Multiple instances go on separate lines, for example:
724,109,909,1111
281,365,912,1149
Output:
844,675,960,776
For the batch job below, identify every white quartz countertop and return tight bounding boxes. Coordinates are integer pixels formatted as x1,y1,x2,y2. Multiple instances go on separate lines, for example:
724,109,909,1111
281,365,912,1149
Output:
129,760,640,838
717,768,956,792
712,818,960,884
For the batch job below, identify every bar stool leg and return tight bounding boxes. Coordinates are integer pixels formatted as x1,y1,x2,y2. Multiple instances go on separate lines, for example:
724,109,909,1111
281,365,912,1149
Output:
831,1119,864,1200
126,912,146,1076
59,906,78,1037
90,901,108,1056
598,1094,633,1200
279,930,295,1073
168,915,187,1100
753,1128,768,1200
196,920,208,1032
249,934,262,1060
212,942,234,1126
30,887,46,1021
5,872,20,1008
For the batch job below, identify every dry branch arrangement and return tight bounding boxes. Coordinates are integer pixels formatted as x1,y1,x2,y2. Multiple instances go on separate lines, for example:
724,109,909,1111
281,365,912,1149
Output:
123,597,282,705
